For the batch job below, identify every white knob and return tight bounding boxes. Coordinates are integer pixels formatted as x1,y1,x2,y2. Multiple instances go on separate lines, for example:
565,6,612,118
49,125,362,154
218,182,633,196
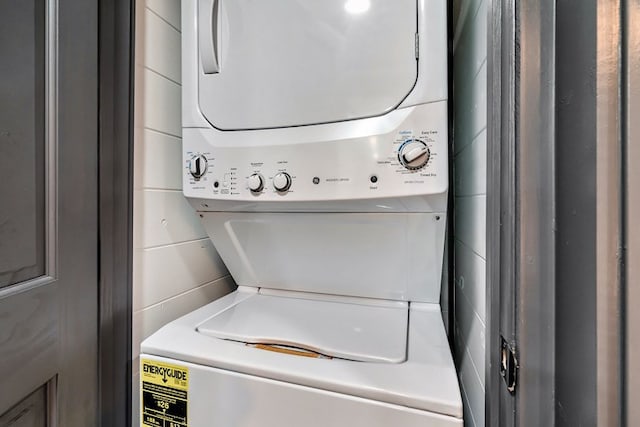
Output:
273,172,292,192
247,174,264,192
189,154,208,178
398,140,430,170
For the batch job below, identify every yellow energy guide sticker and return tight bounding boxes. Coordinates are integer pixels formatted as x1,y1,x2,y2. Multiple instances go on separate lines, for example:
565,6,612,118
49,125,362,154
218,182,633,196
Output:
141,359,188,427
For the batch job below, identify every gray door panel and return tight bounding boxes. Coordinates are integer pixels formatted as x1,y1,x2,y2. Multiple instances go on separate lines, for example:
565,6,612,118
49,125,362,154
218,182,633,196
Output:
0,0,99,424
0,387,47,427
0,0,46,288
0,284,58,415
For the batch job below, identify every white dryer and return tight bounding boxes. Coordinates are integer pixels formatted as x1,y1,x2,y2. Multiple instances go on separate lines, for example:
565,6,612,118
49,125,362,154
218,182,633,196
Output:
141,0,462,426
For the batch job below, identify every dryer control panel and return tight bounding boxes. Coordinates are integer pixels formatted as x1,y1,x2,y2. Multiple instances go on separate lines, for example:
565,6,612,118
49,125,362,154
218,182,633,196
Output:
183,101,448,202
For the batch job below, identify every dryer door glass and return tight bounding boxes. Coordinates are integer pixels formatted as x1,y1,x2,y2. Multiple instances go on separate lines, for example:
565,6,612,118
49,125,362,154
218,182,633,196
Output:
197,0,418,130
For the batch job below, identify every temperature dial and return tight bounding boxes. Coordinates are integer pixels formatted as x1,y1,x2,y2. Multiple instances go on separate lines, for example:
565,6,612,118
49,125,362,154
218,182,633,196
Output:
189,154,208,179
247,173,264,192
273,172,292,192
398,139,430,170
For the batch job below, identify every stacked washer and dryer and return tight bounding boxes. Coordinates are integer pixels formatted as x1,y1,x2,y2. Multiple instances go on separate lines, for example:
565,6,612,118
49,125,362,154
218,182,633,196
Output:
141,0,462,425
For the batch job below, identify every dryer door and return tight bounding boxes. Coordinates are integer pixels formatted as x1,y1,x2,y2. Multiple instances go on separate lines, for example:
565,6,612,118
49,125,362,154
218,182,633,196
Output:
197,0,418,130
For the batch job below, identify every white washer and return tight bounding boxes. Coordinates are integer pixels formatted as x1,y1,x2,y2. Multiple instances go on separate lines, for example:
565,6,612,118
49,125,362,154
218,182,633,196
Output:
141,1,462,426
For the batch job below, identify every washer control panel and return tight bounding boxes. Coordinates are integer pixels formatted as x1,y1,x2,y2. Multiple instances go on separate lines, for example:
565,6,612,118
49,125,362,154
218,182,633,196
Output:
183,102,448,201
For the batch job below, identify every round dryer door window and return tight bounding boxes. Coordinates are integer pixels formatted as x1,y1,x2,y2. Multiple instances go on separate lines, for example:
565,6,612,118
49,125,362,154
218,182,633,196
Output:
197,0,418,130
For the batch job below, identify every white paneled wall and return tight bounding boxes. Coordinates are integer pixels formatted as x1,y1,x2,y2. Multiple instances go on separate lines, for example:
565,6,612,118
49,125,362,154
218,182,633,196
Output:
452,0,487,426
131,0,235,424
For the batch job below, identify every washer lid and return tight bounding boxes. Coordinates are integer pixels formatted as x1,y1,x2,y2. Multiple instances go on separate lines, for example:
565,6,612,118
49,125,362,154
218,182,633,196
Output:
197,0,418,130
196,292,408,363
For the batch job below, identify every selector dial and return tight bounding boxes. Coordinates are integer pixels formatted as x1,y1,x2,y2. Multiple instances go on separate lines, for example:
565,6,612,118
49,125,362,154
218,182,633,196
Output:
189,154,208,179
273,172,292,192
398,139,430,170
247,173,264,192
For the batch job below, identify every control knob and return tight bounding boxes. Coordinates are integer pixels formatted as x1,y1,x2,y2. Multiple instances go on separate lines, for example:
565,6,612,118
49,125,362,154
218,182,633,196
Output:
273,172,292,192
247,173,264,192
189,154,208,179
398,139,430,170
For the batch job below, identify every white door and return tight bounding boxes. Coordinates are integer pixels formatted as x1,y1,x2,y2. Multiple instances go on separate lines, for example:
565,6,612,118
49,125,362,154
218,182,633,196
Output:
0,0,100,425
198,0,418,130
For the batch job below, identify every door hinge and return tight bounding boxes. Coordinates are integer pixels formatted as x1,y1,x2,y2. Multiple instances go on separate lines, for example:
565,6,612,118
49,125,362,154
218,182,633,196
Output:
500,336,518,394
415,33,419,59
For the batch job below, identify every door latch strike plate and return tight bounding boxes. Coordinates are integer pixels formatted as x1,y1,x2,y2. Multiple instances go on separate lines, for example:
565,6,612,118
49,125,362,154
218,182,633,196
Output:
500,336,518,394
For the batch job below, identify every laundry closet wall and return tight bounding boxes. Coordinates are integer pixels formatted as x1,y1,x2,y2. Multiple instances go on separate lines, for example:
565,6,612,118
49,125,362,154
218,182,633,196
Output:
131,0,235,424
451,0,488,425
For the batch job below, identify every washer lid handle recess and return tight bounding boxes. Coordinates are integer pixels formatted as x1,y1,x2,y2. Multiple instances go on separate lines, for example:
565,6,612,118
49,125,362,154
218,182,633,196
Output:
199,0,221,74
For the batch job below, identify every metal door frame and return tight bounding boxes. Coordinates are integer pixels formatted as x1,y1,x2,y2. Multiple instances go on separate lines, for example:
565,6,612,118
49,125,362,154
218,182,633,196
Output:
486,0,522,424
98,0,135,425
595,1,624,425
487,0,633,425
623,0,639,423
487,0,558,423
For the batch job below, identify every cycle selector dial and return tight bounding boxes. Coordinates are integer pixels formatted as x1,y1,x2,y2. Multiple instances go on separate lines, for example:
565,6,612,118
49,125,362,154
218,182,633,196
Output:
189,154,208,179
247,173,264,192
273,172,292,192
398,139,430,170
